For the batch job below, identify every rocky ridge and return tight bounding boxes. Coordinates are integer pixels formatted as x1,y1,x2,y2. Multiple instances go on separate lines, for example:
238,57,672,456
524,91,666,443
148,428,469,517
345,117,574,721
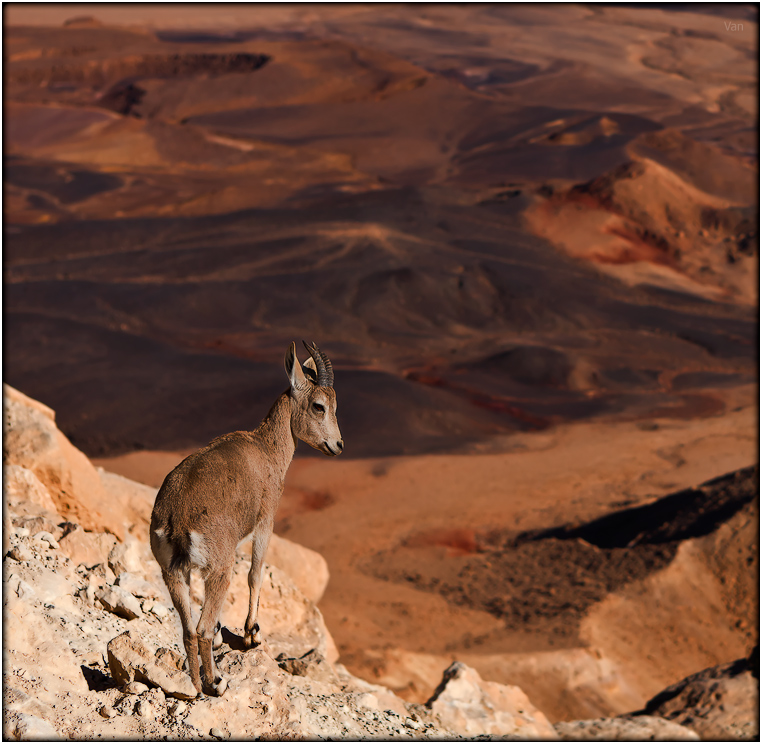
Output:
638,650,760,741
2,383,557,740
2,383,747,740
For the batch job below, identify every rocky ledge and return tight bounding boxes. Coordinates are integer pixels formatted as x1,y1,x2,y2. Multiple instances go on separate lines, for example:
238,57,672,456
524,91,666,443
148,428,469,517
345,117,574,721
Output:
2,383,753,740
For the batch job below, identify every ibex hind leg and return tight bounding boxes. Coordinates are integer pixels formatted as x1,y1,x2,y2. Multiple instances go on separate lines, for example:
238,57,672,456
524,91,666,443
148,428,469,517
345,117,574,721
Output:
198,565,233,696
162,567,202,696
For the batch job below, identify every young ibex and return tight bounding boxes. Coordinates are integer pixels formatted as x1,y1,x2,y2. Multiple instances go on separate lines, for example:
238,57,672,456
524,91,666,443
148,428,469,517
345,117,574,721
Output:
150,341,343,696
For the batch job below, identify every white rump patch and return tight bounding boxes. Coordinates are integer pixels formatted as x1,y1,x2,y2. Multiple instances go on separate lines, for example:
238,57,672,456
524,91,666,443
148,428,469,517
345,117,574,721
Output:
188,531,208,568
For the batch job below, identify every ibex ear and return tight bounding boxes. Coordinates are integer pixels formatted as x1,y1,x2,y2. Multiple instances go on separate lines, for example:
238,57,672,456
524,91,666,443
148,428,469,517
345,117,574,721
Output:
285,342,308,391
302,357,318,383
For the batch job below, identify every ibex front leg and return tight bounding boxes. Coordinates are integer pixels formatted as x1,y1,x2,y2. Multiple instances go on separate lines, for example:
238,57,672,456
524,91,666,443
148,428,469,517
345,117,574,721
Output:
244,520,273,649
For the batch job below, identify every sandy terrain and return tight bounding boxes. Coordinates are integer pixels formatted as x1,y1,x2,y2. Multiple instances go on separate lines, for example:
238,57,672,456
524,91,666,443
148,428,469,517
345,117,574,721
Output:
4,2,758,724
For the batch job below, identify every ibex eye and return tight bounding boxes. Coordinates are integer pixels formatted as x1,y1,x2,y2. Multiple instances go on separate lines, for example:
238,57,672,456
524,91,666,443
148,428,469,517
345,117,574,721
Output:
313,402,325,413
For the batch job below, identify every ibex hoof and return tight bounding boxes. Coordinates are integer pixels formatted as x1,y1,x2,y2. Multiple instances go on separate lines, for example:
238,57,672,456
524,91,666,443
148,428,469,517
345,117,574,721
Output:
243,625,262,649
243,634,257,649
213,629,223,649
202,676,228,697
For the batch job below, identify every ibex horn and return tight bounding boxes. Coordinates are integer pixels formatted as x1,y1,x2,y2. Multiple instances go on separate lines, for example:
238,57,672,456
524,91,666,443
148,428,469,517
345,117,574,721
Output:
303,341,334,388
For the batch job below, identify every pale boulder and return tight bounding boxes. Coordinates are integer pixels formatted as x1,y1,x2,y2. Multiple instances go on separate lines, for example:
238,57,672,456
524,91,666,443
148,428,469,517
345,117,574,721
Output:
4,711,59,741
107,630,198,700
108,539,146,577
224,560,338,663
7,560,77,606
4,602,88,695
426,661,558,739
58,526,117,568
4,687,56,722
98,468,157,538
264,534,330,604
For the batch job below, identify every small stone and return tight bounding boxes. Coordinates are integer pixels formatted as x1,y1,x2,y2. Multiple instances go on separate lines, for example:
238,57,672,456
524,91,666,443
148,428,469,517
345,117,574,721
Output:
8,544,33,562
357,693,379,710
115,696,135,715
34,531,59,549
16,579,35,599
100,705,116,718
87,562,117,587
277,649,339,685
210,727,225,739
168,700,187,717
405,717,421,729
147,601,170,619
125,681,149,694
145,687,166,706
96,586,143,620
135,699,152,717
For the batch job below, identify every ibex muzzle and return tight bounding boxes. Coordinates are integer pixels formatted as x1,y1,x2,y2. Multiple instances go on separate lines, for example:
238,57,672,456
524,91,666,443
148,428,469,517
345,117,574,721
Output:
150,341,342,696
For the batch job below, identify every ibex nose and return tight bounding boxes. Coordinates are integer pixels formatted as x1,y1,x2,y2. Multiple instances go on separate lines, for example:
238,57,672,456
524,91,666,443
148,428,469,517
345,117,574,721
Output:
336,440,344,453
